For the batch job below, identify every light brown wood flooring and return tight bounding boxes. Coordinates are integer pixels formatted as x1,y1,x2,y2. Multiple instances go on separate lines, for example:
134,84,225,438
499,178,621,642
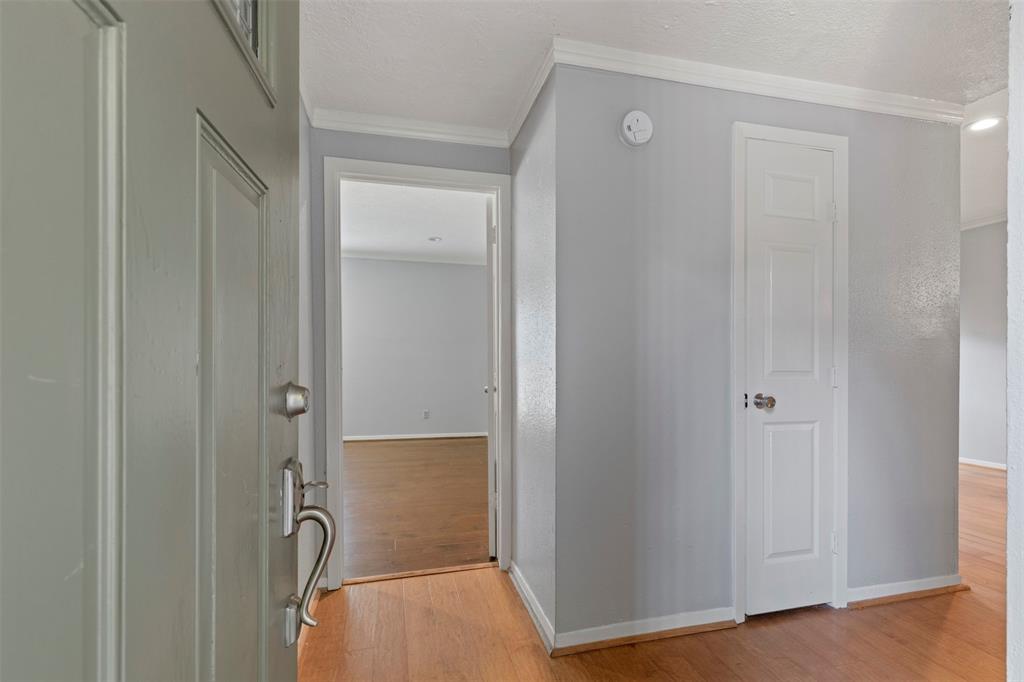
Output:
302,463,1006,680
344,437,491,580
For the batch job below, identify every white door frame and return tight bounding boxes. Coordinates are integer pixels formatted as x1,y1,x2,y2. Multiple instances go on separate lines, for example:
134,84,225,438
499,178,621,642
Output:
321,157,513,586
731,122,850,620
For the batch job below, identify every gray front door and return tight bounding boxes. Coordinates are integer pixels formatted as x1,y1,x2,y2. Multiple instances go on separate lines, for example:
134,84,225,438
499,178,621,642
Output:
0,1,306,679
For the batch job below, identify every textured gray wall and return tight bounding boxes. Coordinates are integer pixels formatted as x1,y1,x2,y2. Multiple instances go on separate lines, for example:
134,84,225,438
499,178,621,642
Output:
340,257,488,437
308,128,509,500
545,64,959,632
961,222,1007,467
510,76,558,623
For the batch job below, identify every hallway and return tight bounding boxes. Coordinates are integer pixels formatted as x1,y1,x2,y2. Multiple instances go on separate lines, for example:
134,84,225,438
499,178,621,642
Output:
299,463,1005,680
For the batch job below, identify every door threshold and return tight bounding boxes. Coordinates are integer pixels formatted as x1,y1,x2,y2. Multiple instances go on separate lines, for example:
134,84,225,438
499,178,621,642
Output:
343,560,498,585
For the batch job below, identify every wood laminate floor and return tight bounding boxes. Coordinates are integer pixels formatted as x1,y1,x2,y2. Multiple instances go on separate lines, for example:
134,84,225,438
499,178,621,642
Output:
302,463,1006,680
344,437,492,579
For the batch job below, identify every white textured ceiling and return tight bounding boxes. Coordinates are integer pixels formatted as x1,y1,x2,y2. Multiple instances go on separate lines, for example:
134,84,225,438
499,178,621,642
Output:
340,181,489,265
301,1,1007,134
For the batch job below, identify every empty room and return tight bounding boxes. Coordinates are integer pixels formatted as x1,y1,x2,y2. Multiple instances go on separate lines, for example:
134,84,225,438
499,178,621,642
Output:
337,179,497,580
5,1,1024,681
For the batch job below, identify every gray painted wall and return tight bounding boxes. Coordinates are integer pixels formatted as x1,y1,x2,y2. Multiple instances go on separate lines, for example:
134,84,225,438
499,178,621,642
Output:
308,128,510,494
340,257,487,437
961,222,1008,467
513,64,959,634
511,76,558,624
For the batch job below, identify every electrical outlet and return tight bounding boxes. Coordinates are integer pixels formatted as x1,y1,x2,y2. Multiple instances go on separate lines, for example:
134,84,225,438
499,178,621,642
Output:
422,409,430,420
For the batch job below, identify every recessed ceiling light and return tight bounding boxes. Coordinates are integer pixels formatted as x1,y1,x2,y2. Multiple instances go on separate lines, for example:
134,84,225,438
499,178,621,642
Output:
427,236,443,243
967,117,1001,132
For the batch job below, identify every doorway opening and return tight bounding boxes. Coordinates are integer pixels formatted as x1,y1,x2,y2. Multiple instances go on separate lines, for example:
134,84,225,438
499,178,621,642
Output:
321,159,513,586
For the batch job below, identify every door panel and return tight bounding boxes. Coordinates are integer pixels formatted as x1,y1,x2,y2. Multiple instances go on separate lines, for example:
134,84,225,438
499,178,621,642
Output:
198,128,266,681
0,1,122,678
745,138,835,615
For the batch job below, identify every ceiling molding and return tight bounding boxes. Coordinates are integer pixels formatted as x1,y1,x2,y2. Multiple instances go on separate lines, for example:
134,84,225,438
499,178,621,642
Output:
508,44,556,146
961,213,1008,231
548,39,965,126
310,108,509,148
310,38,967,150
342,251,486,267
509,38,967,143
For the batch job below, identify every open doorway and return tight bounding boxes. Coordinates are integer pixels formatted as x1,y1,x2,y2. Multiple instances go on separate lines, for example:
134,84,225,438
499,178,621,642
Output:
958,86,1008,654
339,180,494,580
320,159,513,587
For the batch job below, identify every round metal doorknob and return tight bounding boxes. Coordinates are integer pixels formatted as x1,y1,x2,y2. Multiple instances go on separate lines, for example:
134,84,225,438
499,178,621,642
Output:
753,393,776,409
284,382,310,419
483,385,490,394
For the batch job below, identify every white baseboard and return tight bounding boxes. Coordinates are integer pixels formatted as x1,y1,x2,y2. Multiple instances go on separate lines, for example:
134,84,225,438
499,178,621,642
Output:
959,457,1007,471
552,606,736,650
508,562,555,652
846,574,961,603
343,432,487,442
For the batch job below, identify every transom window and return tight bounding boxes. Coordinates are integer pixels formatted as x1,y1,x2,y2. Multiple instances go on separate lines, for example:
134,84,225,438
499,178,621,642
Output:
227,0,259,55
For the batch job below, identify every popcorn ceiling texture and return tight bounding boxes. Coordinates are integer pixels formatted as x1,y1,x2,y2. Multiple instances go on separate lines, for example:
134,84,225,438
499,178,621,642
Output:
301,1,1007,131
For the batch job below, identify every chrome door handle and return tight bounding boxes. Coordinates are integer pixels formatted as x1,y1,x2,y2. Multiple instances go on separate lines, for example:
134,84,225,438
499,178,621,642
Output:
752,393,777,409
295,505,335,627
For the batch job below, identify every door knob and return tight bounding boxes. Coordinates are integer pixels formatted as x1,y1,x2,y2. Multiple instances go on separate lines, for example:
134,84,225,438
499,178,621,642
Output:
284,382,310,420
752,393,777,409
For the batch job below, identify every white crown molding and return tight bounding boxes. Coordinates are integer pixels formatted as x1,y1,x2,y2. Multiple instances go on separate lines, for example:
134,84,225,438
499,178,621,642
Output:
310,108,509,148
508,43,556,146
309,39,966,149
547,39,964,126
341,251,487,267
961,213,1008,231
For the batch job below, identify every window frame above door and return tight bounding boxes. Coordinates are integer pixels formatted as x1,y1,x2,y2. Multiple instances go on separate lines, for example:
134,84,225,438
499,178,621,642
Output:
210,0,276,106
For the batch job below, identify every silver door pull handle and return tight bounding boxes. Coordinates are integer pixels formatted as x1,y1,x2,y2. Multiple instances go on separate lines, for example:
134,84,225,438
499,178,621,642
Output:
295,505,335,627
752,393,777,409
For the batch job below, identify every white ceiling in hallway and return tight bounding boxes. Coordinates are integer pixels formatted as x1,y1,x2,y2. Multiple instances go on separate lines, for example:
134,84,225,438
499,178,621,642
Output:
340,180,490,265
301,1,1007,136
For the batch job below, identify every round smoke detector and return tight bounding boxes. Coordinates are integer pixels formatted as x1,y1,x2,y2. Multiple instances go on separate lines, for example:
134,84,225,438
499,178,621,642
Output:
620,110,653,146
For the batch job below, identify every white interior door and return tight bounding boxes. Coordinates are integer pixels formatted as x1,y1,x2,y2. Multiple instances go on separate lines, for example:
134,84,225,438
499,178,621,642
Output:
486,196,498,558
744,136,836,615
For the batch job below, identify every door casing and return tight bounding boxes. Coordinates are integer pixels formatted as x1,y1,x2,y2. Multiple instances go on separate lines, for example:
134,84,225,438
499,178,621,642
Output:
731,122,850,619
321,157,514,586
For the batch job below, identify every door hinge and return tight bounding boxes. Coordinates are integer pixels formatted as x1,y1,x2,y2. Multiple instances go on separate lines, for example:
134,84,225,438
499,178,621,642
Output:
831,366,839,388
832,202,838,224
490,224,498,243
743,392,748,409
830,531,839,555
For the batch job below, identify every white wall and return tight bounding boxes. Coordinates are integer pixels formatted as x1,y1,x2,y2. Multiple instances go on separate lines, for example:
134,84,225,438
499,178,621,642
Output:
340,257,488,438
512,64,960,637
961,222,1007,467
962,89,1009,229
960,89,1008,469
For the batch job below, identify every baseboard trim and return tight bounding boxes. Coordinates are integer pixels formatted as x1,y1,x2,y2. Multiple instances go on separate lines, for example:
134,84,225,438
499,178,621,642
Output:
846,574,963,606
551,614,737,657
343,432,487,442
343,561,497,585
849,583,970,609
959,457,1007,471
508,562,555,652
551,607,737,657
